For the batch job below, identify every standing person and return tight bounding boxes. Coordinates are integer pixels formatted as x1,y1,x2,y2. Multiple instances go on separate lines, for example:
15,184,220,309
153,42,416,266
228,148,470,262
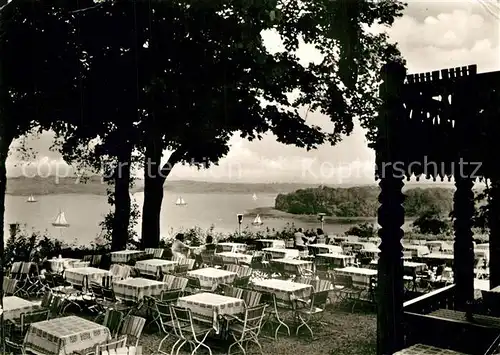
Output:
171,233,189,259
316,228,326,244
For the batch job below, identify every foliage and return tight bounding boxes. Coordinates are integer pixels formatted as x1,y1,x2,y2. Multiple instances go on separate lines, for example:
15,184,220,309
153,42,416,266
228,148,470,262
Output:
412,208,451,235
345,222,377,239
275,186,454,217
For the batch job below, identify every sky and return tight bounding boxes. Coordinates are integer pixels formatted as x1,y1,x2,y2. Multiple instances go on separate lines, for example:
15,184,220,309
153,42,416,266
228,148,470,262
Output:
7,0,500,184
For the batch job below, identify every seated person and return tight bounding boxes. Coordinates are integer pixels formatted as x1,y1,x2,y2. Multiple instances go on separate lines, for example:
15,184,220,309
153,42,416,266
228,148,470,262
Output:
204,235,216,253
294,228,309,251
171,233,189,259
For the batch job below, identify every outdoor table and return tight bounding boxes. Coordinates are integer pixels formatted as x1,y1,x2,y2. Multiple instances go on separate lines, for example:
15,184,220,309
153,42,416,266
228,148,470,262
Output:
48,258,88,273
262,247,299,259
111,250,145,263
177,292,245,333
252,279,312,301
257,239,285,249
24,315,111,355
113,277,168,303
64,267,111,289
270,259,313,274
215,243,247,253
370,260,427,275
135,259,176,277
394,344,467,354
187,267,237,290
490,285,500,293
334,267,377,289
216,252,252,264
308,244,342,255
3,296,39,321
316,253,355,268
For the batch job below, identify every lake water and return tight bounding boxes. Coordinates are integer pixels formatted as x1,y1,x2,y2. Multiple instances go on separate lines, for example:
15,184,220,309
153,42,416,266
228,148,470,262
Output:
4,192,370,245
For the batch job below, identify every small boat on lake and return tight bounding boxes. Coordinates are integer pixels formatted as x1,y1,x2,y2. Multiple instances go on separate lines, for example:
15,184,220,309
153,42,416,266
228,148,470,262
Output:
252,214,263,226
175,196,187,206
26,194,37,203
52,211,70,227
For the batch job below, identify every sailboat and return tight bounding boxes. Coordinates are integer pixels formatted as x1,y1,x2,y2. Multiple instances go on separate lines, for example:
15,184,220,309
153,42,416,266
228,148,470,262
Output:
252,214,263,226
52,210,70,227
26,194,37,203
175,196,187,206
252,193,258,201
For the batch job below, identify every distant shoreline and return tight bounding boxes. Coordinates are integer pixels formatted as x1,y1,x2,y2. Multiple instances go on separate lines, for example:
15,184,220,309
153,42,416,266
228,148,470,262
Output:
245,206,416,224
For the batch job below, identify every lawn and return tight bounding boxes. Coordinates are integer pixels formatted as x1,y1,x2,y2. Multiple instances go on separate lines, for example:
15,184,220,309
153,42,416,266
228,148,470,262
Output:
137,304,377,355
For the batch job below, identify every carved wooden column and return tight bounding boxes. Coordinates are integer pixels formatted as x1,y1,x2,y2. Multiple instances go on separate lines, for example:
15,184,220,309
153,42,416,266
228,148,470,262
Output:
489,178,500,289
376,62,406,355
453,176,475,309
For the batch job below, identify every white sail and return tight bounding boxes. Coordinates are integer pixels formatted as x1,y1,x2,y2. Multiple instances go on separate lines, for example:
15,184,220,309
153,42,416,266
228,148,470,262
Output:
176,196,186,205
252,193,258,201
52,211,69,227
252,214,263,225
27,194,37,203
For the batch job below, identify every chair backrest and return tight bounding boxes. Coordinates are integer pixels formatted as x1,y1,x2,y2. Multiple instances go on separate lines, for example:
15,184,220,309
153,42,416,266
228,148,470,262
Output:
5,338,25,355
40,290,53,308
103,309,124,336
49,295,65,317
3,277,17,295
95,336,128,355
334,274,353,288
185,276,201,291
103,287,117,302
212,255,224,266
92,255,103,267
225,264,240,273
160,289,182,303
172,255,185,263
91,282,104,298
10,262,22,277
310,279,332,292
144,248,155,256
162,274,176,288
242,289,262,307
155,302,173,331
119,316,145,347
153,248,164,259
170,305,196,338
201,251,214,264
174,264,189,274
223,285,244,298
184,258,196,270
238,266,253,278
311,290,330,309
83,255,93,262
21,310,50,333
242,304,267,333
171,277,188,291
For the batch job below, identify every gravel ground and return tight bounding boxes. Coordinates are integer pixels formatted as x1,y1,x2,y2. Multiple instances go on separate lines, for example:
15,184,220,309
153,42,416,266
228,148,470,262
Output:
136,304,376,355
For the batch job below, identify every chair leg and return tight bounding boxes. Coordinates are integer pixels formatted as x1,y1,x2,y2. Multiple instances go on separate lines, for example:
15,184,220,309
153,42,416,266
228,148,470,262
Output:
191,331,212,355
158,334,171,354
295,315,313,338
173,339,186,355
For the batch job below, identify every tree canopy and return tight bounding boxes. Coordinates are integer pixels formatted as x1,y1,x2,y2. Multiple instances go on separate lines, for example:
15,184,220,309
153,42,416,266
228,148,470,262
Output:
0,0,407,250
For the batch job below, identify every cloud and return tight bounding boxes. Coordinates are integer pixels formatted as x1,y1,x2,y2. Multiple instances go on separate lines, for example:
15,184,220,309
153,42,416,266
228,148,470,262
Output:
7,2,500,184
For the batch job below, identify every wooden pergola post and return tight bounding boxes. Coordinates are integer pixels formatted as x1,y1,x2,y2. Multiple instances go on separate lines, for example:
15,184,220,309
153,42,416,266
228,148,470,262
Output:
376,62,406,355
453,175,475,309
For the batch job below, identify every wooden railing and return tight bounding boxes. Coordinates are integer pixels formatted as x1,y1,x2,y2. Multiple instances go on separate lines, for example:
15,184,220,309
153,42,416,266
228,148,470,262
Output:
403,284,500,355
403,284,455,314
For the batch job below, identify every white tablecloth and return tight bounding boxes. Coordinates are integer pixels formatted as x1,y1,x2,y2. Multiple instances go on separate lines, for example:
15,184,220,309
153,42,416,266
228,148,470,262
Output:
135,259,176,277
187,267,237,290
48,258,88,273
111,250,145,263
3,296,39,321
24,316,111,355
270,259,313,274
252,279,312,301
113,278,168,302
64,267,111,288
263,248,300,259
216,252,252,264
335,267,377,288
177,292,245,333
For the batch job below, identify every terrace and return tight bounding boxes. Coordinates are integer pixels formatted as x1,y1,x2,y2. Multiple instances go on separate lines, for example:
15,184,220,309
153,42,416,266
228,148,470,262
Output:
374,62,500,354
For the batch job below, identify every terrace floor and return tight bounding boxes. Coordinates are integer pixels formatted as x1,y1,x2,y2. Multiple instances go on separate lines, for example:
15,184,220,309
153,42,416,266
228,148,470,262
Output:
136,304,376,355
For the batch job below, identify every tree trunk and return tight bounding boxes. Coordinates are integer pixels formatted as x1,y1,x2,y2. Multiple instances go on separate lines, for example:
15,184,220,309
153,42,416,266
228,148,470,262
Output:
111,146,132,251
141,146,183,248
